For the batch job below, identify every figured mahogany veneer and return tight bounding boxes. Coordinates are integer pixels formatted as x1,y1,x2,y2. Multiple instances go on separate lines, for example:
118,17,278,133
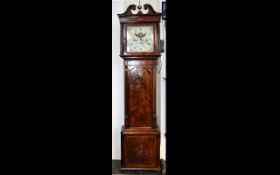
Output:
124,60,157,128
121,126,160,171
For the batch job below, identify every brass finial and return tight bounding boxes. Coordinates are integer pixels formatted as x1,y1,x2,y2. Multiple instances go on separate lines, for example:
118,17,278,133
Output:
137,0,142,11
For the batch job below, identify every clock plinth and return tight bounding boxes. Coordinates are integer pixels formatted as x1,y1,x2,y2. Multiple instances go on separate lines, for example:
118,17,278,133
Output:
121,126,161,171
118,4,162,171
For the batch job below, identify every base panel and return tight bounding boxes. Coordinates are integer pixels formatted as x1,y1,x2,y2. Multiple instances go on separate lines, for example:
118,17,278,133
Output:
121,126,160,170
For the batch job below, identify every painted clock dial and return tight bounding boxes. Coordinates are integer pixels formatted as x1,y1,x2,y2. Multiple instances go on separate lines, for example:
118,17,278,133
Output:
127,25,154,52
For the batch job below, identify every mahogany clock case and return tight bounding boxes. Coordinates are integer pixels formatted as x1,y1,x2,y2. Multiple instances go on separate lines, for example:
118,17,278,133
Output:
118,4,162,171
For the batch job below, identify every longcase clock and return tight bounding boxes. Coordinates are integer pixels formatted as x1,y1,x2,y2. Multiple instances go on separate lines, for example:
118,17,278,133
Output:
118,3,161,171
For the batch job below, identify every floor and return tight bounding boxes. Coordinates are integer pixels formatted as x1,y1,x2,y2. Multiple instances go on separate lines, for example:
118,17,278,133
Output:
112,160,164,175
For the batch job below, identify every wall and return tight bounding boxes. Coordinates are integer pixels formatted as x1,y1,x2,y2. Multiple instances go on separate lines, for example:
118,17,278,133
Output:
112,0,166,160
112,0,125,160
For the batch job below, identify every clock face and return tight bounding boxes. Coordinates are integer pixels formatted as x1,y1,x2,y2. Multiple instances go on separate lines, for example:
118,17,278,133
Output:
127,25,154,53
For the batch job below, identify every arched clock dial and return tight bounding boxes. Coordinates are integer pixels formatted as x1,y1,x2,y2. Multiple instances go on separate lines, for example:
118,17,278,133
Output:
127,25,154,52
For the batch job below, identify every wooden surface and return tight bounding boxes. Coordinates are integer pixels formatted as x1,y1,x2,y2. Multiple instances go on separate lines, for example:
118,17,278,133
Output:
121,127,160,170
125,60,157,128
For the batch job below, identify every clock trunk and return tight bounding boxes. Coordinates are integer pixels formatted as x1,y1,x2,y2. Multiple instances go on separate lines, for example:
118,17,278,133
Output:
125,60,157,128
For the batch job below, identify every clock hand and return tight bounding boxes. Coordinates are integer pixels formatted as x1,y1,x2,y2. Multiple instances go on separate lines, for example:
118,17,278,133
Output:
135,32,146,41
